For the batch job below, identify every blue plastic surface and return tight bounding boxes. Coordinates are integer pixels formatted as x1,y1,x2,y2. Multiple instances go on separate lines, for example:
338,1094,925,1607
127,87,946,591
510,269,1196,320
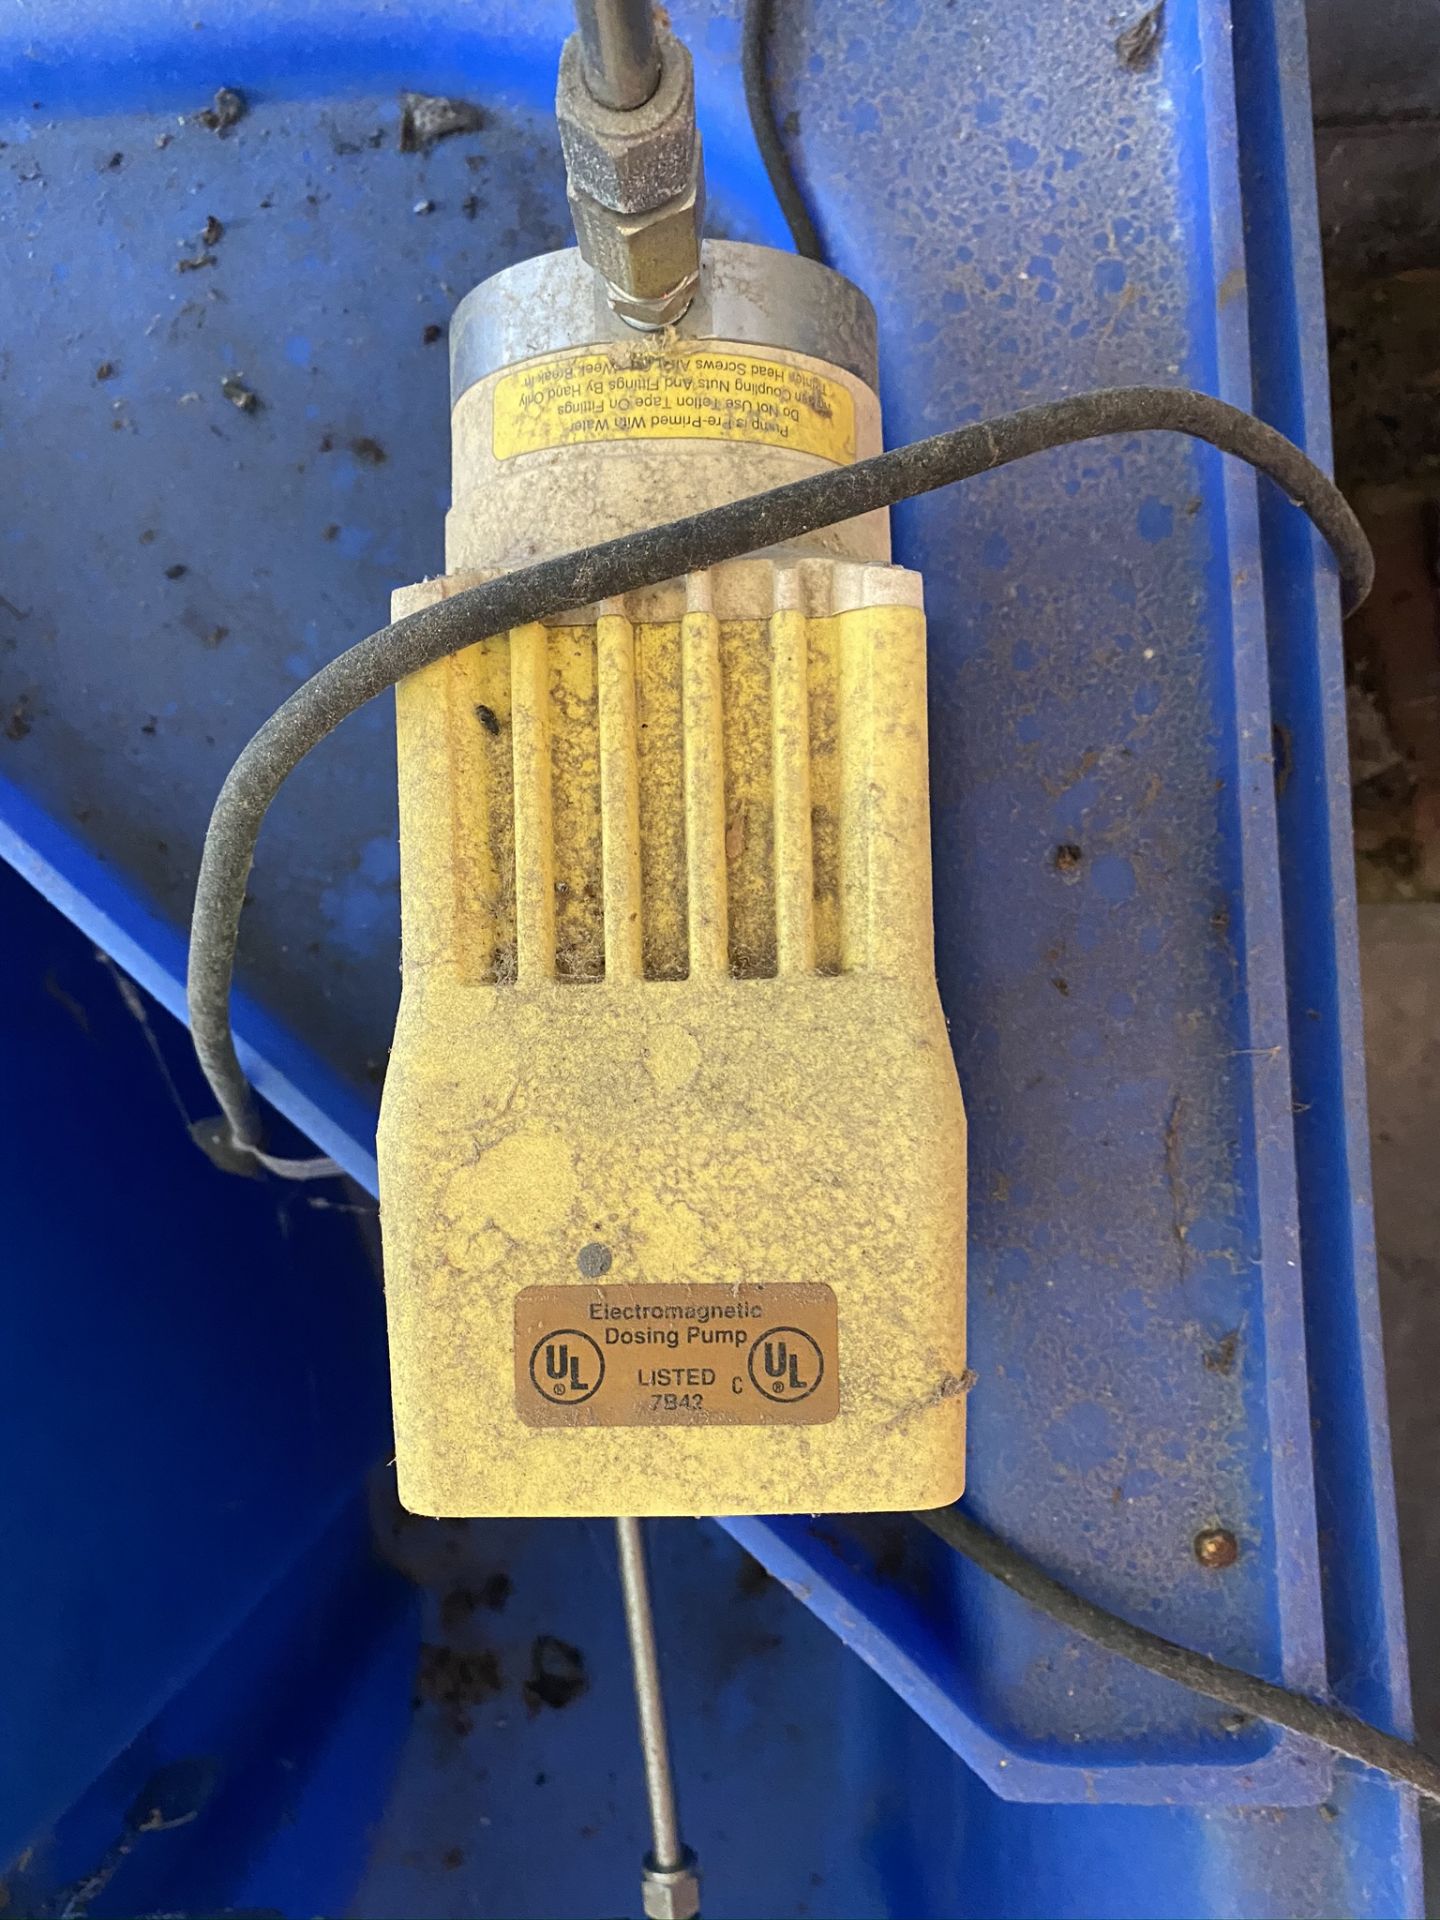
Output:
0,860,399,1884
0,0,1418,1909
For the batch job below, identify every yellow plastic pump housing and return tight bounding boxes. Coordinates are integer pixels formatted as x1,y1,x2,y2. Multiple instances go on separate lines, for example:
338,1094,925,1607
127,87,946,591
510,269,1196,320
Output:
378,243,967,1518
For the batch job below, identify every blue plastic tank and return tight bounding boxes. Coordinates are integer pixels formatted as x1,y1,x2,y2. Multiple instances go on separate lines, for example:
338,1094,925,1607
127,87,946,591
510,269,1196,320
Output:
0,0,1416,1910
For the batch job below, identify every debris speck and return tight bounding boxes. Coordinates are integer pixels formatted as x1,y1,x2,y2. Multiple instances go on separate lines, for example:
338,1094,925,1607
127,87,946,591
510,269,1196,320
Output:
95,360,117,381
439,1588,480,1633
204,625,229,648
201,213,224,245
479,1571,513,1612
5,696,33,742
332,128,386,156
323,522,340,541
1203,1328,1240,1375
414,1643,502,1735
140,715,158,737
423,323,444,345
1053,842,1083,879
399,92,486,153
220,373,258,412
155,132,173,150
725,807,746,862
176,250,216,273
125,1758,219,1837
434,1572,511,1628
102,151,124,171
413,198,436,216
1116,1,1165,69
474,703,501,736
524,1636,587,1713
1271,720,1293,796
461,194,481,220
194,86,247,134
164,563,188,580
350,435,387,465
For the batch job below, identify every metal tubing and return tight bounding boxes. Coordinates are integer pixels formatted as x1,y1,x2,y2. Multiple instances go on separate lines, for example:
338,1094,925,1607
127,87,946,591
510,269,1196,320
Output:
574,0,661,109
615,1516,684,1871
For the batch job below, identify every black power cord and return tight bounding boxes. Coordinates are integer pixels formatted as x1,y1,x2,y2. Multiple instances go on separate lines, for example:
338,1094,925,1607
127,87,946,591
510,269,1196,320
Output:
918,1506,1440,1803
741,0,824,261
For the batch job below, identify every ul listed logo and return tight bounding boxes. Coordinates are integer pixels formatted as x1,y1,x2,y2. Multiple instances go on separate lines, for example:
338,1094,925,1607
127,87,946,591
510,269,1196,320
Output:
529,1329,604,1405
748,1327,824,1403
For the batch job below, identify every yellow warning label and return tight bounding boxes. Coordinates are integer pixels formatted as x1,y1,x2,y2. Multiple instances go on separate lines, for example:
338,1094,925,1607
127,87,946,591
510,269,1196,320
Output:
492,346,856,465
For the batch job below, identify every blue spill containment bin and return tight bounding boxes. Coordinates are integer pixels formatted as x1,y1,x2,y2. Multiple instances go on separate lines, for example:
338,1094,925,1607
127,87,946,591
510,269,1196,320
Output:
0,0,1418,1911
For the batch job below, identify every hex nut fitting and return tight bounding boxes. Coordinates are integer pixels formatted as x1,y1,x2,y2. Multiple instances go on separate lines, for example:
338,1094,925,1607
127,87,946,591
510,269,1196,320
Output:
557,27,698,215
641,1851,701,1920
567,140,705,325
